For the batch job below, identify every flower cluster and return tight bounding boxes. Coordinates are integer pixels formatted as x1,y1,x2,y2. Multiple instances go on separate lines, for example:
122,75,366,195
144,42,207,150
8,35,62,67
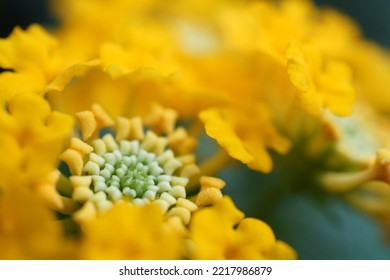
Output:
1,0,390,259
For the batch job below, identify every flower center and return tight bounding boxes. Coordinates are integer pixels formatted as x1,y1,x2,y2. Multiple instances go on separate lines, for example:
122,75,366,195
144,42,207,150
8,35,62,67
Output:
83,134,187,207
69,131,192,215
60,104,200,224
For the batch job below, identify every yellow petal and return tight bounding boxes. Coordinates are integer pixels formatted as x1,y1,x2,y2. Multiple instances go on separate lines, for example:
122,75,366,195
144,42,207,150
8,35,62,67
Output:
199,108,253,164
286,42,310,92
236,218,276,252
266,241,298,260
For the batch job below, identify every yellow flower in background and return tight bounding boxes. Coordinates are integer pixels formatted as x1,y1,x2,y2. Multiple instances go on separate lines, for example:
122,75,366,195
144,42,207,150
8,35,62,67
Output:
197,0,359,118
179,0,357,118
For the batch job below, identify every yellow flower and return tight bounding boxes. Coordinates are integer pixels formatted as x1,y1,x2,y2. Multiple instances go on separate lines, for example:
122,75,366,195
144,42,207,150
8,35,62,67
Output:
0,0,333,260
206,0,358,118
59,103,200,226
303,8,390,239
80,202,183,259
50,101,283,260
199,106,290,173
47,94,295,259
188,196,297,260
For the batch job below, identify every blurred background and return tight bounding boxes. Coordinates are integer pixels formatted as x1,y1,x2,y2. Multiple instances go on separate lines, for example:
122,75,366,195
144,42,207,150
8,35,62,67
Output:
1,0,390,47
1,0,390,259
0,0,55,37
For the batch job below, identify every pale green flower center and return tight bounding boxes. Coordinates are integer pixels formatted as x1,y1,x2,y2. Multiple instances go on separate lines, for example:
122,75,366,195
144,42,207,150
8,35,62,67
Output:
81,134,188,209
326,111,379,161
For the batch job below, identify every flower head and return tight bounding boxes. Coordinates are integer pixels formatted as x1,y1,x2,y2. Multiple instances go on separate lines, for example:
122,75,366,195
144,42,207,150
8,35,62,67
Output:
59,103,200,226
